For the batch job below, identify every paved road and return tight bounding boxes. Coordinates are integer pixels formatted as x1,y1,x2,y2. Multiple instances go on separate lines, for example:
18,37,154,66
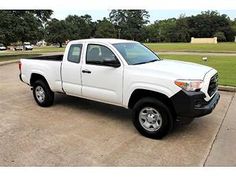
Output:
0,63,235,166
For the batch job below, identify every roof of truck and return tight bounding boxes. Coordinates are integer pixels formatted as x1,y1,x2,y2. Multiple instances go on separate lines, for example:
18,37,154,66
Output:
69,38,137,44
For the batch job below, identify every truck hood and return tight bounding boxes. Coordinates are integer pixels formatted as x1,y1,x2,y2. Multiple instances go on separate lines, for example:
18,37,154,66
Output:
135,59,212,80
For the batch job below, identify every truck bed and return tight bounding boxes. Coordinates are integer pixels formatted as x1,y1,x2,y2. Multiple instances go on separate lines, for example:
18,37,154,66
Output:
27,55,64,61
20,56,63,92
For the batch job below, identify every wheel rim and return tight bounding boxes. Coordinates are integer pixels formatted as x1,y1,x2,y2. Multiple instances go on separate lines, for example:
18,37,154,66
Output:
139,107,163,132
35,86,45,103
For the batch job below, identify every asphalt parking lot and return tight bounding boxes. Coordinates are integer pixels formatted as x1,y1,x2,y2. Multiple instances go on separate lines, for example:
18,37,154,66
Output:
0,63,236,166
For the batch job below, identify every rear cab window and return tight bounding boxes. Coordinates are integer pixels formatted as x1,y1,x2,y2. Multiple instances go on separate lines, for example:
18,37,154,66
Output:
67,44,83,63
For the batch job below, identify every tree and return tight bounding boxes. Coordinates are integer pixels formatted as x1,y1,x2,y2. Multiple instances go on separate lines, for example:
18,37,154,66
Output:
1,9,235,44
156,18,177,42
33,10,53,24
145,10,235,42
231,19,236,37
94,18,116,38
0,10,52,45
214,31,226,42
175,15,190,42
109,10,149,41
0,11,16,45
45,18,69,47
65,14,94,39
144,23,160,42
13,12,43,44
187,11,235,41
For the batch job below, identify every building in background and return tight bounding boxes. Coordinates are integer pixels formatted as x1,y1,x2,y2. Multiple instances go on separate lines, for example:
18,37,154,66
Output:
191,37,217,44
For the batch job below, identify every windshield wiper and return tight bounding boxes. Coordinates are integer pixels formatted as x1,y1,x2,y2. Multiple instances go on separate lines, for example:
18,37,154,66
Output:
133,59,157,65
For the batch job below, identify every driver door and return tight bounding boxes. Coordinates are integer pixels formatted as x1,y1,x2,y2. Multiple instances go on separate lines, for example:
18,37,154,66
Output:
81,44,123,105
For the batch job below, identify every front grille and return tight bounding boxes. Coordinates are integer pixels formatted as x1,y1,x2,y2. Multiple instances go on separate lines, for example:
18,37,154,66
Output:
208,73,218,97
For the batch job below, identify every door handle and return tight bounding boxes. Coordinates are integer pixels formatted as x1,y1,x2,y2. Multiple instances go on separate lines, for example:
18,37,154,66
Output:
82,69,91,74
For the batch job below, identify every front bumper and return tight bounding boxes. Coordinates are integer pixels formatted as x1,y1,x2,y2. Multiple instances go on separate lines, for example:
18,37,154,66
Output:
171,90,220,121
193,92,220,117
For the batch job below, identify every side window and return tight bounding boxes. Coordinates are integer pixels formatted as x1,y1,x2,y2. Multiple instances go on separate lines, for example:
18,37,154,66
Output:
86,44,118,65
68,44,82,63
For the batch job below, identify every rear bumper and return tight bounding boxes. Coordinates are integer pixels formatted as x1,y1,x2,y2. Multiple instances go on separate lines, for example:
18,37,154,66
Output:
171,90,220,122
19,73,30,86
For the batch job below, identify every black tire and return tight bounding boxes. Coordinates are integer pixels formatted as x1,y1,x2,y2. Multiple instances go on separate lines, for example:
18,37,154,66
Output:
132,97,173,139
32,80,54,107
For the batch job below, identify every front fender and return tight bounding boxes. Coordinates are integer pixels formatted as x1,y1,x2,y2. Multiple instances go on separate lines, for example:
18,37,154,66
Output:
123,82,181,108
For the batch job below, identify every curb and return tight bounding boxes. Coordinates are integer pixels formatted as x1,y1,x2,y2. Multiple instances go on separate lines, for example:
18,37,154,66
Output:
0,59,19,66
218,85,236,92
0,59,235,92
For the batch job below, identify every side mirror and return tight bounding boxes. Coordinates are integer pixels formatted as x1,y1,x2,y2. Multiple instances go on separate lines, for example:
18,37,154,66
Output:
103,58,121,68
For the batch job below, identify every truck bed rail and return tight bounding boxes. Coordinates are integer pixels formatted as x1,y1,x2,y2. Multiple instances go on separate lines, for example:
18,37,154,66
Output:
27,55,64,61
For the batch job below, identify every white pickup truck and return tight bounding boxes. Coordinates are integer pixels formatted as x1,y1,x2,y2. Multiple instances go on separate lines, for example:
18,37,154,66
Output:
19,38,220,139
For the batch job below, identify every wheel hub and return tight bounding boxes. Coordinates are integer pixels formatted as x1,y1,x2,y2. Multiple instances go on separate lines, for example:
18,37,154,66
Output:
138,107,163,132
35,86,45,103
147,114,155,123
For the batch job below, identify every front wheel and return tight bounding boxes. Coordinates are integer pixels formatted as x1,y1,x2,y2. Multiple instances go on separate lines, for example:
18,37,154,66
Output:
132,97,173,139
33,80,54,107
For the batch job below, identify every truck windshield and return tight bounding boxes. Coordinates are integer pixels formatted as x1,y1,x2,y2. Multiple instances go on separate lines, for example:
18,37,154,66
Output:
113,42,160,65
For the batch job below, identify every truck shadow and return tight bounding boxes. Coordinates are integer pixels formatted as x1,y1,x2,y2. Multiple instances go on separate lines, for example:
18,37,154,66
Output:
54,93,132,122
53,93,194,138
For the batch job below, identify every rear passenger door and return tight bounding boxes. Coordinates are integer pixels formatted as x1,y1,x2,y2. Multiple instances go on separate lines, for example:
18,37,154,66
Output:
81,44,123,105
61,44,83,96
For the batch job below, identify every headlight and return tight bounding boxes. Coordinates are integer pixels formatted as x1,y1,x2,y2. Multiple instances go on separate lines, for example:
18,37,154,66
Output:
175,80,203,92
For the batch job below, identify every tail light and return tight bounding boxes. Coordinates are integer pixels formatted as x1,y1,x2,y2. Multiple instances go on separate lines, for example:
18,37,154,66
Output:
19,61,22,73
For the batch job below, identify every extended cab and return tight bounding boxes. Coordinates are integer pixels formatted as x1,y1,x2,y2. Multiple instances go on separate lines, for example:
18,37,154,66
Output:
19,39,220,139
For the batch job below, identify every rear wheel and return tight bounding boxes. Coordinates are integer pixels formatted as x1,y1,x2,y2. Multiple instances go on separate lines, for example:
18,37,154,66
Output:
132,97,173,139
33,80,54,107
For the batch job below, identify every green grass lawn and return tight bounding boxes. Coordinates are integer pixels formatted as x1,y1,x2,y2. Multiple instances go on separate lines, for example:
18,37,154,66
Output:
0,46,65,56
0,46,65,62
145,42,236,53
159,54,236,87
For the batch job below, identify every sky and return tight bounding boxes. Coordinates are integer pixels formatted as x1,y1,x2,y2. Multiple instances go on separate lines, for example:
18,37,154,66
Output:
3,0,236,10
2,0,236,22
52,9,236,23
